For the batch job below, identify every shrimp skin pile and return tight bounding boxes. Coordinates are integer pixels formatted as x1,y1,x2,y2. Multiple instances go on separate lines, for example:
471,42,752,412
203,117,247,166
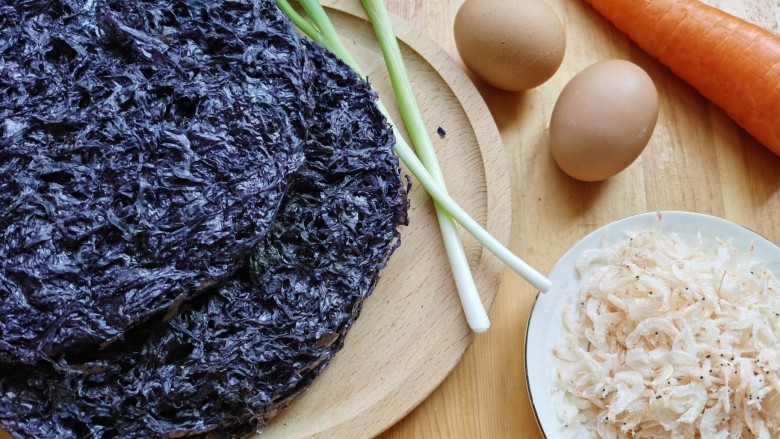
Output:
554,229,780,439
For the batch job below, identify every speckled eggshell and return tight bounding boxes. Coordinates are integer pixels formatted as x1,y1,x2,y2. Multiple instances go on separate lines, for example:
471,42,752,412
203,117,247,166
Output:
454,0,565,91
549,59,659,182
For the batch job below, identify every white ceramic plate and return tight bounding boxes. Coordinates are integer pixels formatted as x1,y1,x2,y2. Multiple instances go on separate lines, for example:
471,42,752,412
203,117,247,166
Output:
524,211,780,438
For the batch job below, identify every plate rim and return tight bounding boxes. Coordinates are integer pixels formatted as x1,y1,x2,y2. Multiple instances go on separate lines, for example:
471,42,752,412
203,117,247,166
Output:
523,210,780,438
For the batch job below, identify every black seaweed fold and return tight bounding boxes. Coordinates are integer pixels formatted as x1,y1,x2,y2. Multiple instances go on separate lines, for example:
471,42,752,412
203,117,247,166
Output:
0,0,408,437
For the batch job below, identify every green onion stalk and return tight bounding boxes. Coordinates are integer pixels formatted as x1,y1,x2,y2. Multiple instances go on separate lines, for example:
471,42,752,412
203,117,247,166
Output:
359,0,491,331
275,0,551,331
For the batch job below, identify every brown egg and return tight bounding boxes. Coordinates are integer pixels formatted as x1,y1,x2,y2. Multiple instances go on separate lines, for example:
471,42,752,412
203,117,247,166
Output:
454,0,565,91
549,60,659,182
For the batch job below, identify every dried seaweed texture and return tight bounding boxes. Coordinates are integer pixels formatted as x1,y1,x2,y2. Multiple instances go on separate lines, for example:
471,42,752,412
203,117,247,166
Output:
0,0,310,363
0,36,409,438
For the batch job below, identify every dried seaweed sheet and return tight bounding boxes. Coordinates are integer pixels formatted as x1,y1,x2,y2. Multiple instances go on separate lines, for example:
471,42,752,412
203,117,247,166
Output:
0,0,310,363
0,3,408,438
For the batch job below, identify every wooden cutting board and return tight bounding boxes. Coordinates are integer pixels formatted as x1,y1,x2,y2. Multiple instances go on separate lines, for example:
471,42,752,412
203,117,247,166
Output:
258,1,509,438
0,3,506,439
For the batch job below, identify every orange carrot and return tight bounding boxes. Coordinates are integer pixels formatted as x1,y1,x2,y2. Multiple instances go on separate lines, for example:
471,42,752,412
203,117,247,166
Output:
581,0,780,156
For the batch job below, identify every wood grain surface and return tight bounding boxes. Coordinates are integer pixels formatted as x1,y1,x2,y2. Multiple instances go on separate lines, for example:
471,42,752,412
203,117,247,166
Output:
375,0,780,438
1,1,776,439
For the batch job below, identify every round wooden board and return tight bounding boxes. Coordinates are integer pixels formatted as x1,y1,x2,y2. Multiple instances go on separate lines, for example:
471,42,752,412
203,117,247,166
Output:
259,1,510,438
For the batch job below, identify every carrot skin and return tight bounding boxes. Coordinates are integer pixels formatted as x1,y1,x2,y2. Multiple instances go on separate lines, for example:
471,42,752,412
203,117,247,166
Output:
582,0,780,156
